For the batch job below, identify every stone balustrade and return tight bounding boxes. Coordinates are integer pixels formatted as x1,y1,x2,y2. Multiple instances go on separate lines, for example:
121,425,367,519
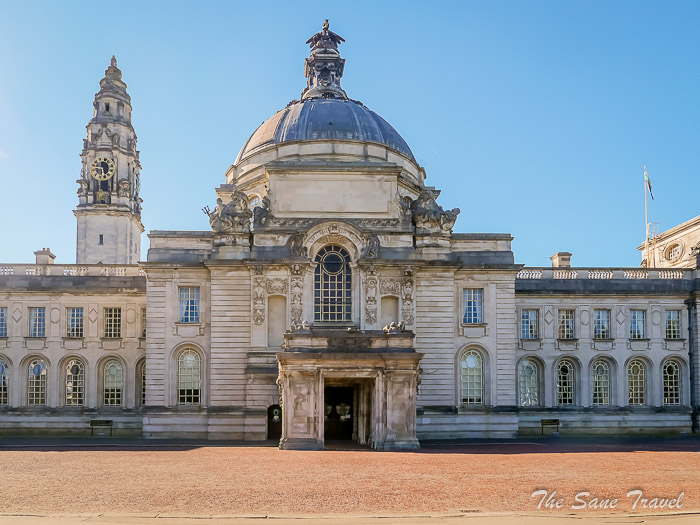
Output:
516,267,693,280
0,264,145,277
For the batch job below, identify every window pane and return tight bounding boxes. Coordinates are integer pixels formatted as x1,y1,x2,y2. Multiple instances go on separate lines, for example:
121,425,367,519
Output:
27,359,47,405
104,308,121,338
520,309,538,339
519,359,539,406
0,307,7,338
29,307,45,338
314,246,352,323
0,359,9,405
630,310,646,339
460,350,483,405
66,307,84,338
592,359,610,406
665,311,681,339
65,359,85,406
103,359,123,406
627,359,646,405
178,350,201,405
557,310,575,339
179,287,200,323
593,309,610,339
462,289,483,324
556,360,575,405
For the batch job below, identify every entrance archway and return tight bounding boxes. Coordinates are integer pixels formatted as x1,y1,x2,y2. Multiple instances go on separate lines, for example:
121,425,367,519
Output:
267,404,282,440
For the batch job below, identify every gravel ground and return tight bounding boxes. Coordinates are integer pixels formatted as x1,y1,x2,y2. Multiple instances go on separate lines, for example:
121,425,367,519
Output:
0,440,698,517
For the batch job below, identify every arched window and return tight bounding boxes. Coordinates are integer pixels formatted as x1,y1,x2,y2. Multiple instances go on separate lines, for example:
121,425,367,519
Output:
518,359,539,407
0,358,9,405
65,359,85,406
27,358,47,406
138,360,147,407
460,349,484,405
177,350,201,405
103,360,123,406
556,359,575,406
314,245,351,323
663,360,681,406
591,359,611,406
627,359,646,406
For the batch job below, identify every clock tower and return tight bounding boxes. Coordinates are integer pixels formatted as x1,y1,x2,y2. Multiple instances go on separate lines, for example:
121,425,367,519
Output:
74,56,144,264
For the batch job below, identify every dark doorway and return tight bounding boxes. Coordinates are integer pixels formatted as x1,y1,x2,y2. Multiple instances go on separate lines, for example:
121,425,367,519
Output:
267,404,282,440
324,386,354,440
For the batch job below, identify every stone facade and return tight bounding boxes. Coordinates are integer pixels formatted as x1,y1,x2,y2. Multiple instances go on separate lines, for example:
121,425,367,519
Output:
0,23,698,446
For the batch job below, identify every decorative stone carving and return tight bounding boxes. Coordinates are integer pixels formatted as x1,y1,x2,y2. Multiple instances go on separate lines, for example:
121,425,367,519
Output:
306,223,364,252
290,265,304,324
365,234,380,258
207,191,252,234
365,271,378,325
289,233,308,257
253,192,271,227
302,20,347,100
252,276,266,325
380,278,401,296
267,278,288,295
76,178,88,196
291,320,310,332
383,321,406,333
411,190,460,235
117,179,131,197
401,276,415,326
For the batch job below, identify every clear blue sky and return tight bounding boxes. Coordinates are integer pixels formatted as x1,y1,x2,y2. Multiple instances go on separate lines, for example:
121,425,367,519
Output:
1,1,698,266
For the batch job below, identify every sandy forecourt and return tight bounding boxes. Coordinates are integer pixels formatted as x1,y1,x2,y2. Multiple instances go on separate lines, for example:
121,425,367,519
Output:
0,440,698,516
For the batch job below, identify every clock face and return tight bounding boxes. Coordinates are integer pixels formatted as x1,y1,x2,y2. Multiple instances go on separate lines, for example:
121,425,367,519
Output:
90,156,116,181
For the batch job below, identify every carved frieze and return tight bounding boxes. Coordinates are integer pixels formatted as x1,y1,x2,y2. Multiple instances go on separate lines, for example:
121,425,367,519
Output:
365,272,378,325
401,276,415,326
290,264,304,324
380,278,401,296
267,278,289,295
252,276,266,325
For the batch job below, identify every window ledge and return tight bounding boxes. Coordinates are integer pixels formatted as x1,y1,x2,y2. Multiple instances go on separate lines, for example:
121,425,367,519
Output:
520,338,541,342
24,336,46,340
461,323,487,327
176,322,201,326
593,338,615,342
557,338,578,342
629,338,651,342
664,338,686,342
63,336,84,340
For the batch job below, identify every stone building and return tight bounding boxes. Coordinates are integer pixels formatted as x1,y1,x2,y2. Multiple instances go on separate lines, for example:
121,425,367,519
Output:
0,23,698,448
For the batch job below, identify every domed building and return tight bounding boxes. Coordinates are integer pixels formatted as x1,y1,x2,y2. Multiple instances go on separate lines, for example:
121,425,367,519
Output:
0,22,698,446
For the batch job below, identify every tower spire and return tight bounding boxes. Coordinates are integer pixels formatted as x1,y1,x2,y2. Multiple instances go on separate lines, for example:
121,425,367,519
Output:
302,20,347,100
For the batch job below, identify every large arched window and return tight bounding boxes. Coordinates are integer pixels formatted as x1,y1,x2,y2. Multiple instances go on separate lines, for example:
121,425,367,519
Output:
103,359,123,406
0,358,9,405
627,359,646,406
314,245,352,323
177,350,201,405
460,349,484,405
518,359,539,407
663,360,681,406
591,359,611,406
556,359,576,406
27,358,47,406
65,359,85,406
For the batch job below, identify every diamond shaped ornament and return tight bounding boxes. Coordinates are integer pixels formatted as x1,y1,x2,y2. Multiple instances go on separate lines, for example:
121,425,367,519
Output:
544,310,554,325
616,309,626,325
88,308,98,324
12,308,21,324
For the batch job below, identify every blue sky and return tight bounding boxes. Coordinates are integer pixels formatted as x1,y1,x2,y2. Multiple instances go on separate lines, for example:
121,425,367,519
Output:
0,1,698,266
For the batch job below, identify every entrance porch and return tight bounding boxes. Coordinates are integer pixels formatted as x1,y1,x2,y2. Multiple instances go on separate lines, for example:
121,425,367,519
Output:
277,328,422,451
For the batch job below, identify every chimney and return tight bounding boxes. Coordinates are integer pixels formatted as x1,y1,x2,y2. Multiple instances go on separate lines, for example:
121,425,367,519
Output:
34,248,56,265
550,252,572,268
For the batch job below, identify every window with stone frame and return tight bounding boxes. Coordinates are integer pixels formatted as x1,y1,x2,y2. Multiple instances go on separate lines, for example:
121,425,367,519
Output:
103,359,123,406
663,360,681,406
27,359,47,406
627,359,646,405
518,359,539,406
140,360,147,406
64,359,85,406
520,309,539,339
103,308,121,338
460,349,484,405
557,309,575,340
0,307,7,338
629,310,647,339
665,310,681,339
591,359,611,406
177,349,201,405
178,287,200,323
0,358,9,405
66,307,84,338
462,289,484,324
140,307,147,338
593,309,611,339
29,307,45,338
314,245,352,323
556,359,575,406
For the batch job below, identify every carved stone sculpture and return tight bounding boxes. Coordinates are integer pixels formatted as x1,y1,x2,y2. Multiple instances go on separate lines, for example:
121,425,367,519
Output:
208,191,252,234
365,235,380,258
401,276,415,326
253,192,271,227
290,272,304,324
252,276,266,325
411,190,461,234
289,233,308,257
365,274,378,325
118,179,131,197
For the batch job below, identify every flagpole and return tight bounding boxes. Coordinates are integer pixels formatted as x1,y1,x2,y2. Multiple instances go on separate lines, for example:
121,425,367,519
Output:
644,165,649,267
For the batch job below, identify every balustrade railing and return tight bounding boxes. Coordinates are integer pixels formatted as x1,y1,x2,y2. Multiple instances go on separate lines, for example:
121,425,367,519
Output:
0,264,143,277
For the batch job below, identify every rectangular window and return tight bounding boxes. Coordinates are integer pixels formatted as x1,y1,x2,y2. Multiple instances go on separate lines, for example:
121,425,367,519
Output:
141,307,147,338
462,289,483,324
99,234,104,245
66,307,84,338
557,309,575,339
29,307,45,338
179,287,200,323
104,103,110,112
593,309,611,339
104,307,122,338
0,307,7,337
665,310,681,339
630,310,646,339
520,309,539,339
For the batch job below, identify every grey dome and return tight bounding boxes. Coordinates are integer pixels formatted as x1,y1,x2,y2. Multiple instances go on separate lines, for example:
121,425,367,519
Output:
235,98,415,163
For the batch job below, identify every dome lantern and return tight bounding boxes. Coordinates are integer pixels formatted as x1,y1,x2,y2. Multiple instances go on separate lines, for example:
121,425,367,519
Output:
302,20,347,100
